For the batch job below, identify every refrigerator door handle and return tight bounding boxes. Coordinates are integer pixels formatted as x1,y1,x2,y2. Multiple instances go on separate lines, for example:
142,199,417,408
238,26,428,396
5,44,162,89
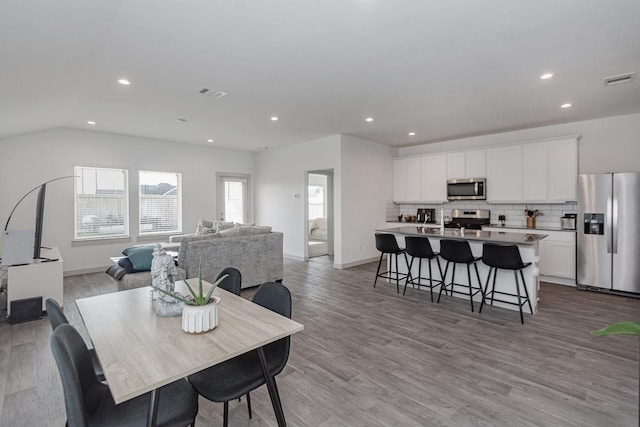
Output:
612,193,619,254
606,192,613,253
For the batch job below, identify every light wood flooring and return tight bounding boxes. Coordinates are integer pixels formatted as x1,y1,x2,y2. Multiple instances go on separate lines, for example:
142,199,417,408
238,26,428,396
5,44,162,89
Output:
0,256,638,426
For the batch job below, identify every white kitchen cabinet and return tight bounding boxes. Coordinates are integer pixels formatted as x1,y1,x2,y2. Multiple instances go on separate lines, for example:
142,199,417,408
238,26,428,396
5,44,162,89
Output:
487,145,523,202
446,150,486,179
420,154,447,202
538,231,576,281
523,143,548,201
465,149,486,178
446,152,466,179
547,138,578,201
392,158,407,202
393,157,422,202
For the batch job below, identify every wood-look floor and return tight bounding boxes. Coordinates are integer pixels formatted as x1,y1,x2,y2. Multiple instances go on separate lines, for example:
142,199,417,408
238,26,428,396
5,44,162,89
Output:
0,256,638,427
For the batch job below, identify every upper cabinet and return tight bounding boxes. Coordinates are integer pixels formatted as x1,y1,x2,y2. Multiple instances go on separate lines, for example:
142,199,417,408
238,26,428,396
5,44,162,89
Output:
487,145,524,202
420,154,447,202
392,157,421,202
446,150,486,179
393,136,577,204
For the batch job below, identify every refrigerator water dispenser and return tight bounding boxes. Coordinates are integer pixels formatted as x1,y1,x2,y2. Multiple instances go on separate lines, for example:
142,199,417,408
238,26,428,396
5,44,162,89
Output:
583,213,604,235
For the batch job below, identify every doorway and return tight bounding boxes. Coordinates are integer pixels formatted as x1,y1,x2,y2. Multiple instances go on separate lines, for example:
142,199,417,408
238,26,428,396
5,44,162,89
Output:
217,173,250,223
306,170,334,259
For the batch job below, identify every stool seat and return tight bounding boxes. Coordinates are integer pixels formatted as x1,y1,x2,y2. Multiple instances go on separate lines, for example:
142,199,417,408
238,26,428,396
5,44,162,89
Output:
374,233,409,293
403,236,443,301
480,243,533,324
437,239,484,312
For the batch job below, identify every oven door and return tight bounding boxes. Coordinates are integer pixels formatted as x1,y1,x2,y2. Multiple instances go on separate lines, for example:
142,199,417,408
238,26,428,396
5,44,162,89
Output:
447,178,486,200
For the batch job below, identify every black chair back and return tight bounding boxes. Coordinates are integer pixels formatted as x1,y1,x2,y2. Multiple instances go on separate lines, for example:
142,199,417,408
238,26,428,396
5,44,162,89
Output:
375,233,401,254
482,243,526,270
439,239,475,263
405,236,436,258
50,324,107,427
252,282,292,375
46,298,69,330
216,267,242,295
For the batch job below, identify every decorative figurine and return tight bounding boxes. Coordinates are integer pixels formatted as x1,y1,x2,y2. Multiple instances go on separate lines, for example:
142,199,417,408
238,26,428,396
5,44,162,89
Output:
151,243,184,317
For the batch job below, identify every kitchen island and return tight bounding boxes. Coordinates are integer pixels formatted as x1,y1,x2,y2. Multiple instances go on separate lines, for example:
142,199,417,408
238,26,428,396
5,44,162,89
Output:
377,226,547,314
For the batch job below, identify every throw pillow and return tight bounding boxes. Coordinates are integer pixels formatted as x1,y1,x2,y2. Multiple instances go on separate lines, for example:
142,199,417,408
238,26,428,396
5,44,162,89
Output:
117,257,136,274
121,245,154,271
215,221,235,231
194,219,214,236
219,227,238,237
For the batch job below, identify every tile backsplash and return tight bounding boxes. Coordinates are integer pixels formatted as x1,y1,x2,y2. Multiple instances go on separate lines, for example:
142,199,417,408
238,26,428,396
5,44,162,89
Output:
387,201,577,228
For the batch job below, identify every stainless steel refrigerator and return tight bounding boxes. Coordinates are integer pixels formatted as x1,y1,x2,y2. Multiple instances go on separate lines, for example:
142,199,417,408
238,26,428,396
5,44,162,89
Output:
577,173,640,294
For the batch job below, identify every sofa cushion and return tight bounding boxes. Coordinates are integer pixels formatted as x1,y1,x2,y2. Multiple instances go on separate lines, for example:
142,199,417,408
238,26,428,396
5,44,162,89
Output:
117,257,136,274
237,225,273,236
121,245,154,271
219,227,238,237
195,219,235,235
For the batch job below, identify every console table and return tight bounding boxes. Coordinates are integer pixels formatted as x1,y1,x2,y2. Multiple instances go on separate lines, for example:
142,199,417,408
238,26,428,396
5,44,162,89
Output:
6,247,63,315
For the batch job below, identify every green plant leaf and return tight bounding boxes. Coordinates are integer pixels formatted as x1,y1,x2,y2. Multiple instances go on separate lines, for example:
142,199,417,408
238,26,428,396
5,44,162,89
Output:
590,321,640,336
151,285,195,305
205,273,228,302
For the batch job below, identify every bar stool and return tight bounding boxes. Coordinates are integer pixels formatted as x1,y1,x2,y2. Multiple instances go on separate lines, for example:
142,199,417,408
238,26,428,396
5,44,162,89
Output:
374,233,409,293
403,236,443,302
480,243,533,324
437,239,484,312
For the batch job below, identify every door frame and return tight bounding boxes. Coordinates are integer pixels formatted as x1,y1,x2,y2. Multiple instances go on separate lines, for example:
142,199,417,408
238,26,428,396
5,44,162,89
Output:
216,172,251,223
305,169,334,260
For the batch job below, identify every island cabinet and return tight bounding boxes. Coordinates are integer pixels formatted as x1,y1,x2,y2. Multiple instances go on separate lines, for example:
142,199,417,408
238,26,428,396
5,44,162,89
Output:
376,227,545,314
483,226,576,286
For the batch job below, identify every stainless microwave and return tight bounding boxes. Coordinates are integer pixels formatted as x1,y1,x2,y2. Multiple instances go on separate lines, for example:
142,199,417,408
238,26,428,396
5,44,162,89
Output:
447,178,486,200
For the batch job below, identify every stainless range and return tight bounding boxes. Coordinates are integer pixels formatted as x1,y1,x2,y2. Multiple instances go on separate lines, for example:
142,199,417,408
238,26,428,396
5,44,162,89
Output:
444,209,491,230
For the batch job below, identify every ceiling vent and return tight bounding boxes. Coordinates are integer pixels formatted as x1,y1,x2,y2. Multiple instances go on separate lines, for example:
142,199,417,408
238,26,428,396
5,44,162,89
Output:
198,88,227,98
604,72,635,86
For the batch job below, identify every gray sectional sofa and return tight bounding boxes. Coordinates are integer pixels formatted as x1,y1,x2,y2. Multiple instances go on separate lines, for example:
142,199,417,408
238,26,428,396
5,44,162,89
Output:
174,228,284,289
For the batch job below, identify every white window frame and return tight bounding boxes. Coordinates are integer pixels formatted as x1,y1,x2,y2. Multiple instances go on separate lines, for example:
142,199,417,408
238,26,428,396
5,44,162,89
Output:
74,166,129,240
138,170,183,236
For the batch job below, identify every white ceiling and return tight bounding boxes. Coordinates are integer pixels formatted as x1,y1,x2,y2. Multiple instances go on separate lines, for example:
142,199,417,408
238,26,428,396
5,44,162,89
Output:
1,0,639,152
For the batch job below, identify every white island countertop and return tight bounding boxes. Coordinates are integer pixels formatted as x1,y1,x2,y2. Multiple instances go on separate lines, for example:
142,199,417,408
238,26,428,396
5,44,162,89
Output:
377,226,547,245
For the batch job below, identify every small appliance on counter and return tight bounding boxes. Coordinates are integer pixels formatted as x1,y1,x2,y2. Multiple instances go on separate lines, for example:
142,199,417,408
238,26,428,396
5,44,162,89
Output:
561,213,577,230
416,208,436,223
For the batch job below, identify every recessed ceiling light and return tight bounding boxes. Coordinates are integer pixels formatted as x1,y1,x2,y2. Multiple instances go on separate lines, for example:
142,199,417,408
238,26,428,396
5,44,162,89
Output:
561,103,572,109
87,121,96,125
408,132,416,136
270,116,278,121
117,78,130,85
540,73,554,80
365,117,374,122
207,139,213,143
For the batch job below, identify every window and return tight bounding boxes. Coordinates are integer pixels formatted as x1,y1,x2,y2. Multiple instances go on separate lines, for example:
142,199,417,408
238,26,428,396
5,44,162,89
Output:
139,170,182,235
74,166,129,240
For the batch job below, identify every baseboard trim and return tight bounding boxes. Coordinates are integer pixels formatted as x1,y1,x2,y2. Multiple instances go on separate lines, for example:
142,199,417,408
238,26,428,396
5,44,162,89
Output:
64,266,109,276
284,253,306,262
333,256,379,270
540,275,576,287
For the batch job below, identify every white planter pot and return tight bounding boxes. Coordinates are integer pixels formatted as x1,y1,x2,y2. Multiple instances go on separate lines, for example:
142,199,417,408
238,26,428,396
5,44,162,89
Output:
182,296,220,333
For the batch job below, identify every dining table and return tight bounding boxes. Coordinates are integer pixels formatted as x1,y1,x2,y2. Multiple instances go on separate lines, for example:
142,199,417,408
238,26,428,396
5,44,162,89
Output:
75,279,304,427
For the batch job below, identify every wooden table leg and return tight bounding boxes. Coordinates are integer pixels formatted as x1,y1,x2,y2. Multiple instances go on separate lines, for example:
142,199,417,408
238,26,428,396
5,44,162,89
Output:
257,347,286,427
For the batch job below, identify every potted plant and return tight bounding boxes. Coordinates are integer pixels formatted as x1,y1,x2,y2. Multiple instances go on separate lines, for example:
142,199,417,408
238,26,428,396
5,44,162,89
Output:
591,321,640,426
153,258,228,333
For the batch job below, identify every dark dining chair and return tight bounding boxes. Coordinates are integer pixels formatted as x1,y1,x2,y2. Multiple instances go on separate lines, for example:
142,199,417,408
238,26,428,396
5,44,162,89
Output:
45,298,105,381
216,267,242,295
188,281,292,427
50,323,198,427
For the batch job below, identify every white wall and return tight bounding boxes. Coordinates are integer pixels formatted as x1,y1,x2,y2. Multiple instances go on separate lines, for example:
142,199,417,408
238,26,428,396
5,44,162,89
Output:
0,128,254,273
254,135,342,262
398,112,640,174
340,135,393,267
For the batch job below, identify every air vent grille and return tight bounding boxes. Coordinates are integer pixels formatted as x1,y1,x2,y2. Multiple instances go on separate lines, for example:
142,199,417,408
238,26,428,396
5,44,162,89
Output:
198,88,227,98
604,72,635,86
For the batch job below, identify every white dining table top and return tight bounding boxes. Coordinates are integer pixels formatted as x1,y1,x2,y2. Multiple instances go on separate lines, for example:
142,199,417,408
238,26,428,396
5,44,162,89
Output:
76,280,304,404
